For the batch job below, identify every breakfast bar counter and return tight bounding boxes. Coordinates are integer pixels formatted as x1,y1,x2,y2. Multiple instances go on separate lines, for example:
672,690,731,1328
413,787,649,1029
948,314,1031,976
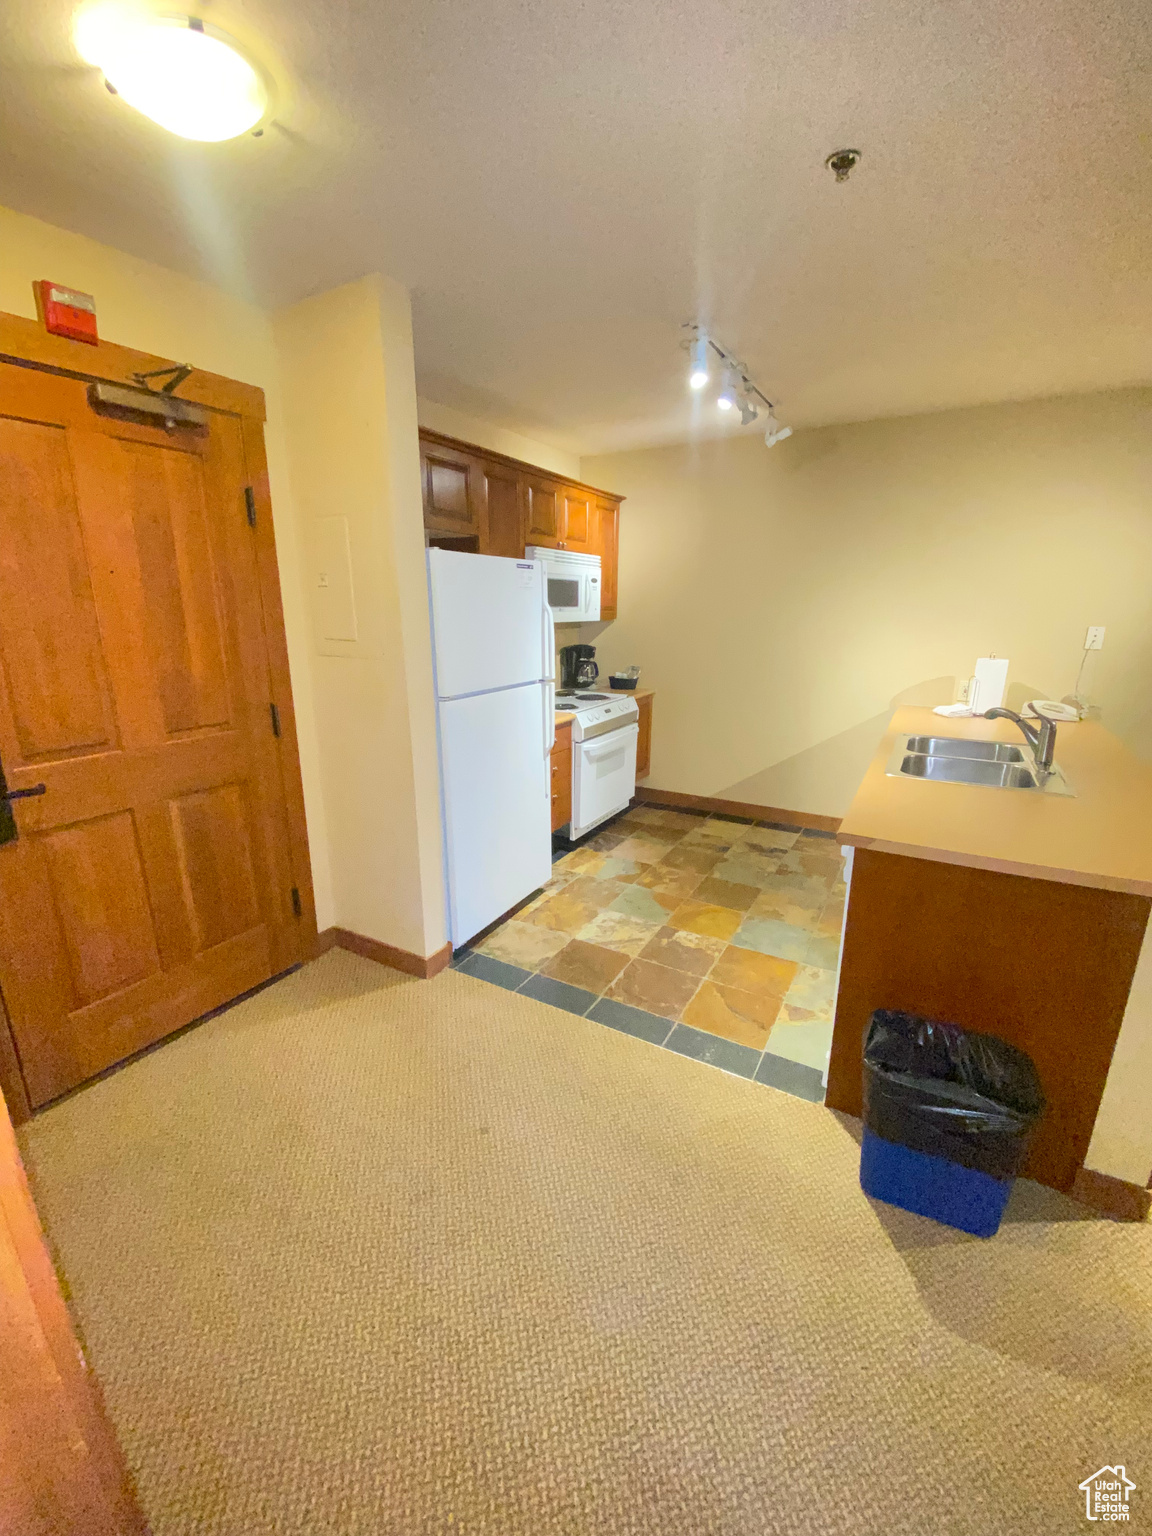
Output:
837,706,1152,897
826,706,1152,1196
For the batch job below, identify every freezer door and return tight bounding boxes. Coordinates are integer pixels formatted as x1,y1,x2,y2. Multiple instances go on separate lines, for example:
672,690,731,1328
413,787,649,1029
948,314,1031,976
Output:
428,548,547,698
439,684,552,945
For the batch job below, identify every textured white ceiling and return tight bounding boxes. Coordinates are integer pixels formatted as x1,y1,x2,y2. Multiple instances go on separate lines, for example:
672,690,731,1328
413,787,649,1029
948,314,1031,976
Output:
1,0,1149,453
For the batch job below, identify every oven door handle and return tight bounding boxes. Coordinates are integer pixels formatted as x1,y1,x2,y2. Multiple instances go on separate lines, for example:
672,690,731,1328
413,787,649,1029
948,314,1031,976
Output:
581,723,639,761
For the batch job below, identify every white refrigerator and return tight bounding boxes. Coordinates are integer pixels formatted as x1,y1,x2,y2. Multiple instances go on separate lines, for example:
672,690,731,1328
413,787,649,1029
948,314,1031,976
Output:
427,549,556,947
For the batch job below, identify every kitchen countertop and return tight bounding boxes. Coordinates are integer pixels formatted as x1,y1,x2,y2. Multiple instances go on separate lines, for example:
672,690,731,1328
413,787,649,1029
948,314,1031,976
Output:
555,687,653,727
837,706,1152,897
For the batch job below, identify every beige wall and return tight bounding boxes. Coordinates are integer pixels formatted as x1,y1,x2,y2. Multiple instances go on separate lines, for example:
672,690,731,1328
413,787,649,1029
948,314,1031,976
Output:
274,277,447,958
416,397,581,479
588,392,1152,1187
0,203,334,925
583,388,1152,816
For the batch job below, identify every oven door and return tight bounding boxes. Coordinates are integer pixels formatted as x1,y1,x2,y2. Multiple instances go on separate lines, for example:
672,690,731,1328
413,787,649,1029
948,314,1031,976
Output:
571,723,639,838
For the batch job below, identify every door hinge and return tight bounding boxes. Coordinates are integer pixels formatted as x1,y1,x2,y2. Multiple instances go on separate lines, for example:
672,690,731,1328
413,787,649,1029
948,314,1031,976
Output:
270,702,281,737
290,886,302,918
244,486,257,527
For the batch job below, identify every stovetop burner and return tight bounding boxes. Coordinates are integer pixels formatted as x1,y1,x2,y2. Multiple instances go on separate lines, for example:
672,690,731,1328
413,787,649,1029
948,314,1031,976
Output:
556,692,609,702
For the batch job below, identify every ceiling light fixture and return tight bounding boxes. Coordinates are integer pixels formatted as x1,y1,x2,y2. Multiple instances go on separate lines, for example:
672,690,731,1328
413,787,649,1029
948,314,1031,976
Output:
688,334,711,390
716,369,737,412
681,323,790,446
75,6,269,141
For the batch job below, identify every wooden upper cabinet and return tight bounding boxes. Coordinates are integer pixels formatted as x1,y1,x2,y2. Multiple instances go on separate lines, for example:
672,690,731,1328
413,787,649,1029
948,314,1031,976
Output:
595,498,620,620
421,440,483,539
417,429,623,611
523,474,565,548
559,488,595,553
482,462,523,558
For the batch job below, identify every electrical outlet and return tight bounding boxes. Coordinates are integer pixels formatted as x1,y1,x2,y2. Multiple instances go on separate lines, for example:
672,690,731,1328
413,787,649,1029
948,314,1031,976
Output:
1085,625,1105,651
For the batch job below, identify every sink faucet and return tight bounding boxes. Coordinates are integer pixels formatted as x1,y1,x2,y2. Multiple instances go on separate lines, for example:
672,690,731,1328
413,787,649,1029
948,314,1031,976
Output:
983,706,1057,771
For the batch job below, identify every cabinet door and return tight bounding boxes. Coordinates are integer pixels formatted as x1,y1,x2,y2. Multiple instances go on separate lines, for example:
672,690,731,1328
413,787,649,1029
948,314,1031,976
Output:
483,463,524,558
596,497,620,619
559,488,595,553
421,441,483,538
524,475,566,548
635,695,653,780
550,726,572,830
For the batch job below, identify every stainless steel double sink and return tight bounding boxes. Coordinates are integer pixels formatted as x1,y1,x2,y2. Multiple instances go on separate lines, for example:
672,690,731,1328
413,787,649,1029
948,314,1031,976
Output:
886,733,1074,795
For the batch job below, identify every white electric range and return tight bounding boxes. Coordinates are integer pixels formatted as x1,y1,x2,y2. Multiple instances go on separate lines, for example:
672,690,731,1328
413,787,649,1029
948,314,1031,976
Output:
555,691,640,839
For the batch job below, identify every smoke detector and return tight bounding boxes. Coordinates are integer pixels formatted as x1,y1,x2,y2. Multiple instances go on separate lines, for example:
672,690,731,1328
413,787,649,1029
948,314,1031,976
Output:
825,148,862,183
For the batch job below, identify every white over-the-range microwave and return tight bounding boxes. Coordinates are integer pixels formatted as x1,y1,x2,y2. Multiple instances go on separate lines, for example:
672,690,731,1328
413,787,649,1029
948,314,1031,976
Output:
526,546,601,623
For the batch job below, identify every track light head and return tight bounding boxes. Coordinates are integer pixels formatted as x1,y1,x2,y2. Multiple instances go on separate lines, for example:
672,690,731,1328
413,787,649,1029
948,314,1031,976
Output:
764,414,793,447
738,394,759,427
716,368,737,412
688,334,710,390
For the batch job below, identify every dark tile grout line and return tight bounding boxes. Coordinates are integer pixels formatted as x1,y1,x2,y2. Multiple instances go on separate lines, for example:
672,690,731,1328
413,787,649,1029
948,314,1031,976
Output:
451,859,829,1108
516,811,837,1100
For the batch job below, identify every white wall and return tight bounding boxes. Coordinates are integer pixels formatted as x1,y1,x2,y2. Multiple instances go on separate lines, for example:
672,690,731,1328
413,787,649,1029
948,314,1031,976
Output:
274,277,447,958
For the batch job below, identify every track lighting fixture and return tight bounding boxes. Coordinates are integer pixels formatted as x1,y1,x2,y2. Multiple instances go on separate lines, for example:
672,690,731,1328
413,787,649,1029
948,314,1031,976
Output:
681,323,790,447
688,334,710,390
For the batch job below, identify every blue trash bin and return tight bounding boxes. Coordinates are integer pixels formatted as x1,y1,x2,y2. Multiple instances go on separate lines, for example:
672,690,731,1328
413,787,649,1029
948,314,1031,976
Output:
860,1011,1045,1239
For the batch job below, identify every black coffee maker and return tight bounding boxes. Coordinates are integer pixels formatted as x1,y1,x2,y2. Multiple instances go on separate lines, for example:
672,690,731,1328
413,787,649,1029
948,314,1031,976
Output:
559,643,598,691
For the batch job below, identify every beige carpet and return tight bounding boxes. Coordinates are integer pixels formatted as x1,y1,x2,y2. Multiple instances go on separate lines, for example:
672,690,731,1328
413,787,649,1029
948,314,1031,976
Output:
19,949,1152,1535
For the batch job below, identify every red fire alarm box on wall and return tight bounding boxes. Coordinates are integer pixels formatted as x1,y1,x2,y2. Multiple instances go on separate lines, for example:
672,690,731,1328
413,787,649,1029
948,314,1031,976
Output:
35,281,99,345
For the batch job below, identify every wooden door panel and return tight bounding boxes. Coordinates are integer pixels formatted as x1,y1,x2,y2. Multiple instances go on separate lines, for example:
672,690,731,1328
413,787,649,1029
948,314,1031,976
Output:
524,476,564,546
560,489,593,551
422,444,482,536
41,811,161,1006
483,466,524,557
122,440,231,735
595,498,620,620
0,417,118,760
0,360,308,1106
170,783,261,952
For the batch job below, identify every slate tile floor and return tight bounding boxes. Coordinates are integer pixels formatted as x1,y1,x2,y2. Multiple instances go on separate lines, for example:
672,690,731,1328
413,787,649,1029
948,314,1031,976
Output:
452,804,847,1102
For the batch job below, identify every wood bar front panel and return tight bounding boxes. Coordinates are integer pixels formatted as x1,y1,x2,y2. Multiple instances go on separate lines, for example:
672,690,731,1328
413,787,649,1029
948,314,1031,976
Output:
826,848,1150,1191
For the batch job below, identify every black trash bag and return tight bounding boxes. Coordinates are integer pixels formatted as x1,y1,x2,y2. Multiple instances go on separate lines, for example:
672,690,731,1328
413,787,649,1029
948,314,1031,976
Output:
863,1010,1046,1182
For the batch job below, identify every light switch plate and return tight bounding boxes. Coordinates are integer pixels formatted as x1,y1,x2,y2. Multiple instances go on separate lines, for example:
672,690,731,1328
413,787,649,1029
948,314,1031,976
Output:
1085,625,1105,651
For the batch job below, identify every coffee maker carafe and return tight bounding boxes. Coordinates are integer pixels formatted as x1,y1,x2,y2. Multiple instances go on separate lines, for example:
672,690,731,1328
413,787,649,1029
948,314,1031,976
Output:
559,643,598,691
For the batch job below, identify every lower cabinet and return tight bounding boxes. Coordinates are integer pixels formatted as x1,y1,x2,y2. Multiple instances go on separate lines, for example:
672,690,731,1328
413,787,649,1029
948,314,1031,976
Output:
635,694,653,780
551,721,572,831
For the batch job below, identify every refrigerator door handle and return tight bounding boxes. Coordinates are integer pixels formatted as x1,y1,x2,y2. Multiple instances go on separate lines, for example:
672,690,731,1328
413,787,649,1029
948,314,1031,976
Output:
542,594,556,753
543,680,555,766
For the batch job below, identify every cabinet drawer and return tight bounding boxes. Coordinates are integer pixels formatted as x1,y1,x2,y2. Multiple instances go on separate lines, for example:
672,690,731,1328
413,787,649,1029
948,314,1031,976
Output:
550,744,572,831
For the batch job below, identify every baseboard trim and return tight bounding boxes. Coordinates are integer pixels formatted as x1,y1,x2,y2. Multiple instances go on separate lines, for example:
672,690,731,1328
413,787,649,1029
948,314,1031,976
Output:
315,927,453,980
634,786,842,834
1072,1166,1151,1222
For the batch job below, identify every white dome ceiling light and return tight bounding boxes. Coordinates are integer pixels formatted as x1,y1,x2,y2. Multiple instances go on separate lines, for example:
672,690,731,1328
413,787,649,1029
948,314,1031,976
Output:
75,6,270,142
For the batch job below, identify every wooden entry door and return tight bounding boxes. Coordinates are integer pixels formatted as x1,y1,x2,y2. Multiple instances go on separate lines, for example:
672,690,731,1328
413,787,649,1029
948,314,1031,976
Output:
0,358,312,1108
